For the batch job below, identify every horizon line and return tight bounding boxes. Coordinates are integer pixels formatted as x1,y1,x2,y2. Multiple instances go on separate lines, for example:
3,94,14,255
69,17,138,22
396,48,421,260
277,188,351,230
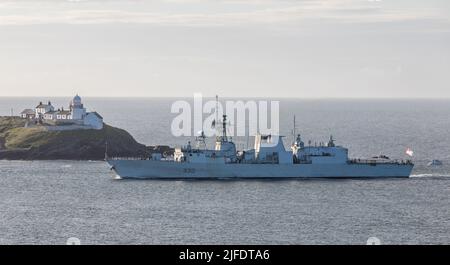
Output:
0,95,450,100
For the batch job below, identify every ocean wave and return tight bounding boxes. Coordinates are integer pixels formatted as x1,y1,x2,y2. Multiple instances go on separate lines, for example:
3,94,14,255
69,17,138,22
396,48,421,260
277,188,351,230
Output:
410,173,450,178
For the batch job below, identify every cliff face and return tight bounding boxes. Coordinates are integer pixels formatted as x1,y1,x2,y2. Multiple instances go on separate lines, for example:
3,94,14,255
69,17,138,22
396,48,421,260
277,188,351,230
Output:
0,116,150,160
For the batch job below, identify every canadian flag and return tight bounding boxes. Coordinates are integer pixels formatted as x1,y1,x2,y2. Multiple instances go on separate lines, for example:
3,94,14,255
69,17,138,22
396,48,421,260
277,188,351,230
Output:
406,148,414,157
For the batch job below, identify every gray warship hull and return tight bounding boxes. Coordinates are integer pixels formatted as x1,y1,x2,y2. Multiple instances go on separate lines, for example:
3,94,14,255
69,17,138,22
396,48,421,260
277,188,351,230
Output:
107,159,414,179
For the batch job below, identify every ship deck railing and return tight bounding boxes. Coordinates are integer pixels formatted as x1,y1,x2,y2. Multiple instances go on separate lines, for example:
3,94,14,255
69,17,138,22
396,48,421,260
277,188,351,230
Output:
108,157,147,160
107,157,413,165
108,157,174,161
348,159,413,165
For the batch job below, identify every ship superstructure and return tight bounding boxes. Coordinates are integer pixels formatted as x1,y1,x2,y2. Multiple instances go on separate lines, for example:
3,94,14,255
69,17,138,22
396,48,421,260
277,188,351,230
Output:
107,114,413,179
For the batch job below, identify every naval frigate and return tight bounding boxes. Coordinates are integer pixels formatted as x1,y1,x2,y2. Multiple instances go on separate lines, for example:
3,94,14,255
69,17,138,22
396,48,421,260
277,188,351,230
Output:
107,114,413,179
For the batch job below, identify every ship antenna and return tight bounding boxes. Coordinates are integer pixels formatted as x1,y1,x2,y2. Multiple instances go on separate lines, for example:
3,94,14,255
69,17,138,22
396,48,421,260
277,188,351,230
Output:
222,114,228,142
215,95,219,125
246,132,250,150
104,140,108,161
293,115,296,144
215,95,219,139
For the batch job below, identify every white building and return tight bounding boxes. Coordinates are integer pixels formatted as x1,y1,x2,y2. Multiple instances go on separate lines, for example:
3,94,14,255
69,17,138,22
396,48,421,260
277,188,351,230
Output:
35,101,54,118
55,110,72,120
21,95,103,130
20,109,35,119
43,111,57,120
84,112,103,130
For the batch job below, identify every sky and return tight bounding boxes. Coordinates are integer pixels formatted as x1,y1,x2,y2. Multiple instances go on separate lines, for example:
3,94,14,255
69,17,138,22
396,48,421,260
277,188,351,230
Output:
0,0,449,98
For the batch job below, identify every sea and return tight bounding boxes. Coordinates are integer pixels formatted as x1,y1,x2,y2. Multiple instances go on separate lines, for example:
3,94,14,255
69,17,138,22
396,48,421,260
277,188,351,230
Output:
0,97,449,244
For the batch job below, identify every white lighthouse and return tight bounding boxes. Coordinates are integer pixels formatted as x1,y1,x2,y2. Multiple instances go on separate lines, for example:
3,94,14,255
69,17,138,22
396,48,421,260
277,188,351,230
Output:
69,94,86,120
22,94,103,130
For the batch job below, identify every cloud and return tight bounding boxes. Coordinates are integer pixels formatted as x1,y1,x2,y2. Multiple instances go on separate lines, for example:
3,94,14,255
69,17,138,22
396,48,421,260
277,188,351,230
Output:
0,0,447,26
